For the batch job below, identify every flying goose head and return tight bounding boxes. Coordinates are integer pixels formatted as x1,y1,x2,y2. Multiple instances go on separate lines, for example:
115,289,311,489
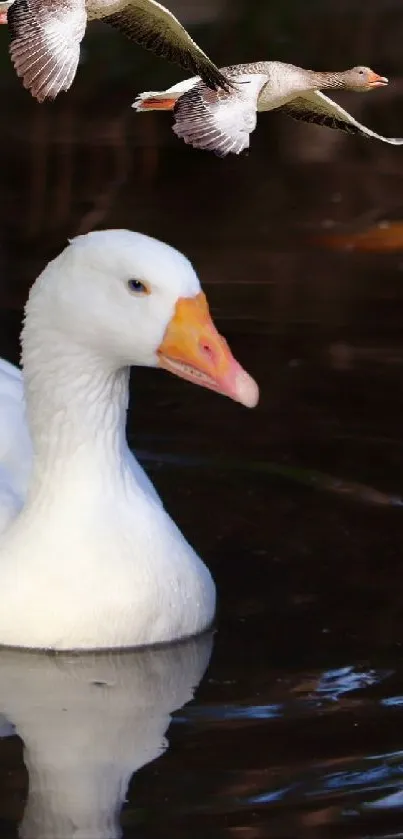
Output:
27,229,258,408
337,66,388,92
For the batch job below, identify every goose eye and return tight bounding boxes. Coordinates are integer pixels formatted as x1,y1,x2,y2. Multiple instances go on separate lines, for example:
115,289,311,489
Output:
127,279,149,295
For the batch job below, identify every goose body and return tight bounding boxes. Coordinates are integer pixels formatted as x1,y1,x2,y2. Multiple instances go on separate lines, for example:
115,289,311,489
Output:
4,0,230,102
133,61,403,156
0,229,258,651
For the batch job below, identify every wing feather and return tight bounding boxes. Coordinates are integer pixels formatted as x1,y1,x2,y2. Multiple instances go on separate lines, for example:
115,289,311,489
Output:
282,90,403,145
104,0,231,91
172,72,267,156
8,0,86,102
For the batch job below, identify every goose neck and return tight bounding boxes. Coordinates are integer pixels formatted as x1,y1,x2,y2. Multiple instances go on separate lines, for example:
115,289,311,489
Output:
21,331,131,488
307,69,343,90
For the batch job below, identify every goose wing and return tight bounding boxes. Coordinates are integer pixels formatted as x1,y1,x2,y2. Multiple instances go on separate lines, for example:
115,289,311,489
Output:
0,359,32,528
172,72,268,156
0,715,15,739
281,90,403,144
8,0,87,102
104,0,230,91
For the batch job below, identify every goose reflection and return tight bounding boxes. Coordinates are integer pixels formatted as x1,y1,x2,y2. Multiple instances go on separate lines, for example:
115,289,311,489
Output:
0,634,213,838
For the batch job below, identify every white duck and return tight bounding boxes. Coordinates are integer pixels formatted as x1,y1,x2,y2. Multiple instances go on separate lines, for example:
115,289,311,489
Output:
0,229,258,651
133,62,403,156
2,0,230,102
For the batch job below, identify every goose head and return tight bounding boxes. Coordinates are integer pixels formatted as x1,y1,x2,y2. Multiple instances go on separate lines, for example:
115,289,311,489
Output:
28,229,259,408
340,66,388,92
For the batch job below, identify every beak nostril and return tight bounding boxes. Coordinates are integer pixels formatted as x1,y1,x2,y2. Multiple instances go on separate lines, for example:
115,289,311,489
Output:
201,342,214,359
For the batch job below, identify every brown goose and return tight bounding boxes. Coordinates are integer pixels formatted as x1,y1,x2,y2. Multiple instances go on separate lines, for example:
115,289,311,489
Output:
133,61,403,156
2,0,230,102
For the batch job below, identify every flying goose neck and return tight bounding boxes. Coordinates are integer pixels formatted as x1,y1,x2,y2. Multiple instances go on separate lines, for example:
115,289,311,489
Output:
267,63,339,94
304,69,345,90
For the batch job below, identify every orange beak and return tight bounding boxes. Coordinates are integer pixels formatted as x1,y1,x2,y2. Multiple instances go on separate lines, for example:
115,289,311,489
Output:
0,11,7,22
367,70,388,88
157,292,259,408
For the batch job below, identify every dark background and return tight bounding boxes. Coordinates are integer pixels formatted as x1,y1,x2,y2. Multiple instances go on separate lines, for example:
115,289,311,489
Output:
1,1,403,836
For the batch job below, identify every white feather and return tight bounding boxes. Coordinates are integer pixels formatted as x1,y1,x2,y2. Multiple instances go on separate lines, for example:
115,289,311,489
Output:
0,230,217,650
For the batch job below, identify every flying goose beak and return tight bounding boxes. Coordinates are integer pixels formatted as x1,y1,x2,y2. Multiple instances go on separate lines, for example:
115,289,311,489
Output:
368,71,388,87
157,292,259,408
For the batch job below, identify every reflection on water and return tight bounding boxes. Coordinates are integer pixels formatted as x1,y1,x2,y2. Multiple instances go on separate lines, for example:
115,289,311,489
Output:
1,0,403,836
0,636,212,838
4,644,403,837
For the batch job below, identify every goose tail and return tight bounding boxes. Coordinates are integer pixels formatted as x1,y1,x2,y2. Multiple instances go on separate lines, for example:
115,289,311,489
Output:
132,91,178,111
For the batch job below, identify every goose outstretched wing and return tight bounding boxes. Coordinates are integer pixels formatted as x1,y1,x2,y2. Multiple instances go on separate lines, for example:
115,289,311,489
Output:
281,90,403,144
8,0,87,101
104,0,230,91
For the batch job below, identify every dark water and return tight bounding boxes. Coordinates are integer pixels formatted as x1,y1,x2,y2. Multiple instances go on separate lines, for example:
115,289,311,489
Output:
1,0,403,836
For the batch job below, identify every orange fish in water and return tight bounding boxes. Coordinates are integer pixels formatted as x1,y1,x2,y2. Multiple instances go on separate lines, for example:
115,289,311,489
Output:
314,221,403,252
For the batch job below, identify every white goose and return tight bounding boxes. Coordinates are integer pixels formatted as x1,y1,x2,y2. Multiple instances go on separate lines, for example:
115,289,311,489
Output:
133,62,403,156
2,0,230,102
0,229,258,651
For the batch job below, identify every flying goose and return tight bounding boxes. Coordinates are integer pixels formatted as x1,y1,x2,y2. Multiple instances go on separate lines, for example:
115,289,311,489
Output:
133,61,403,156
2,0,230,102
